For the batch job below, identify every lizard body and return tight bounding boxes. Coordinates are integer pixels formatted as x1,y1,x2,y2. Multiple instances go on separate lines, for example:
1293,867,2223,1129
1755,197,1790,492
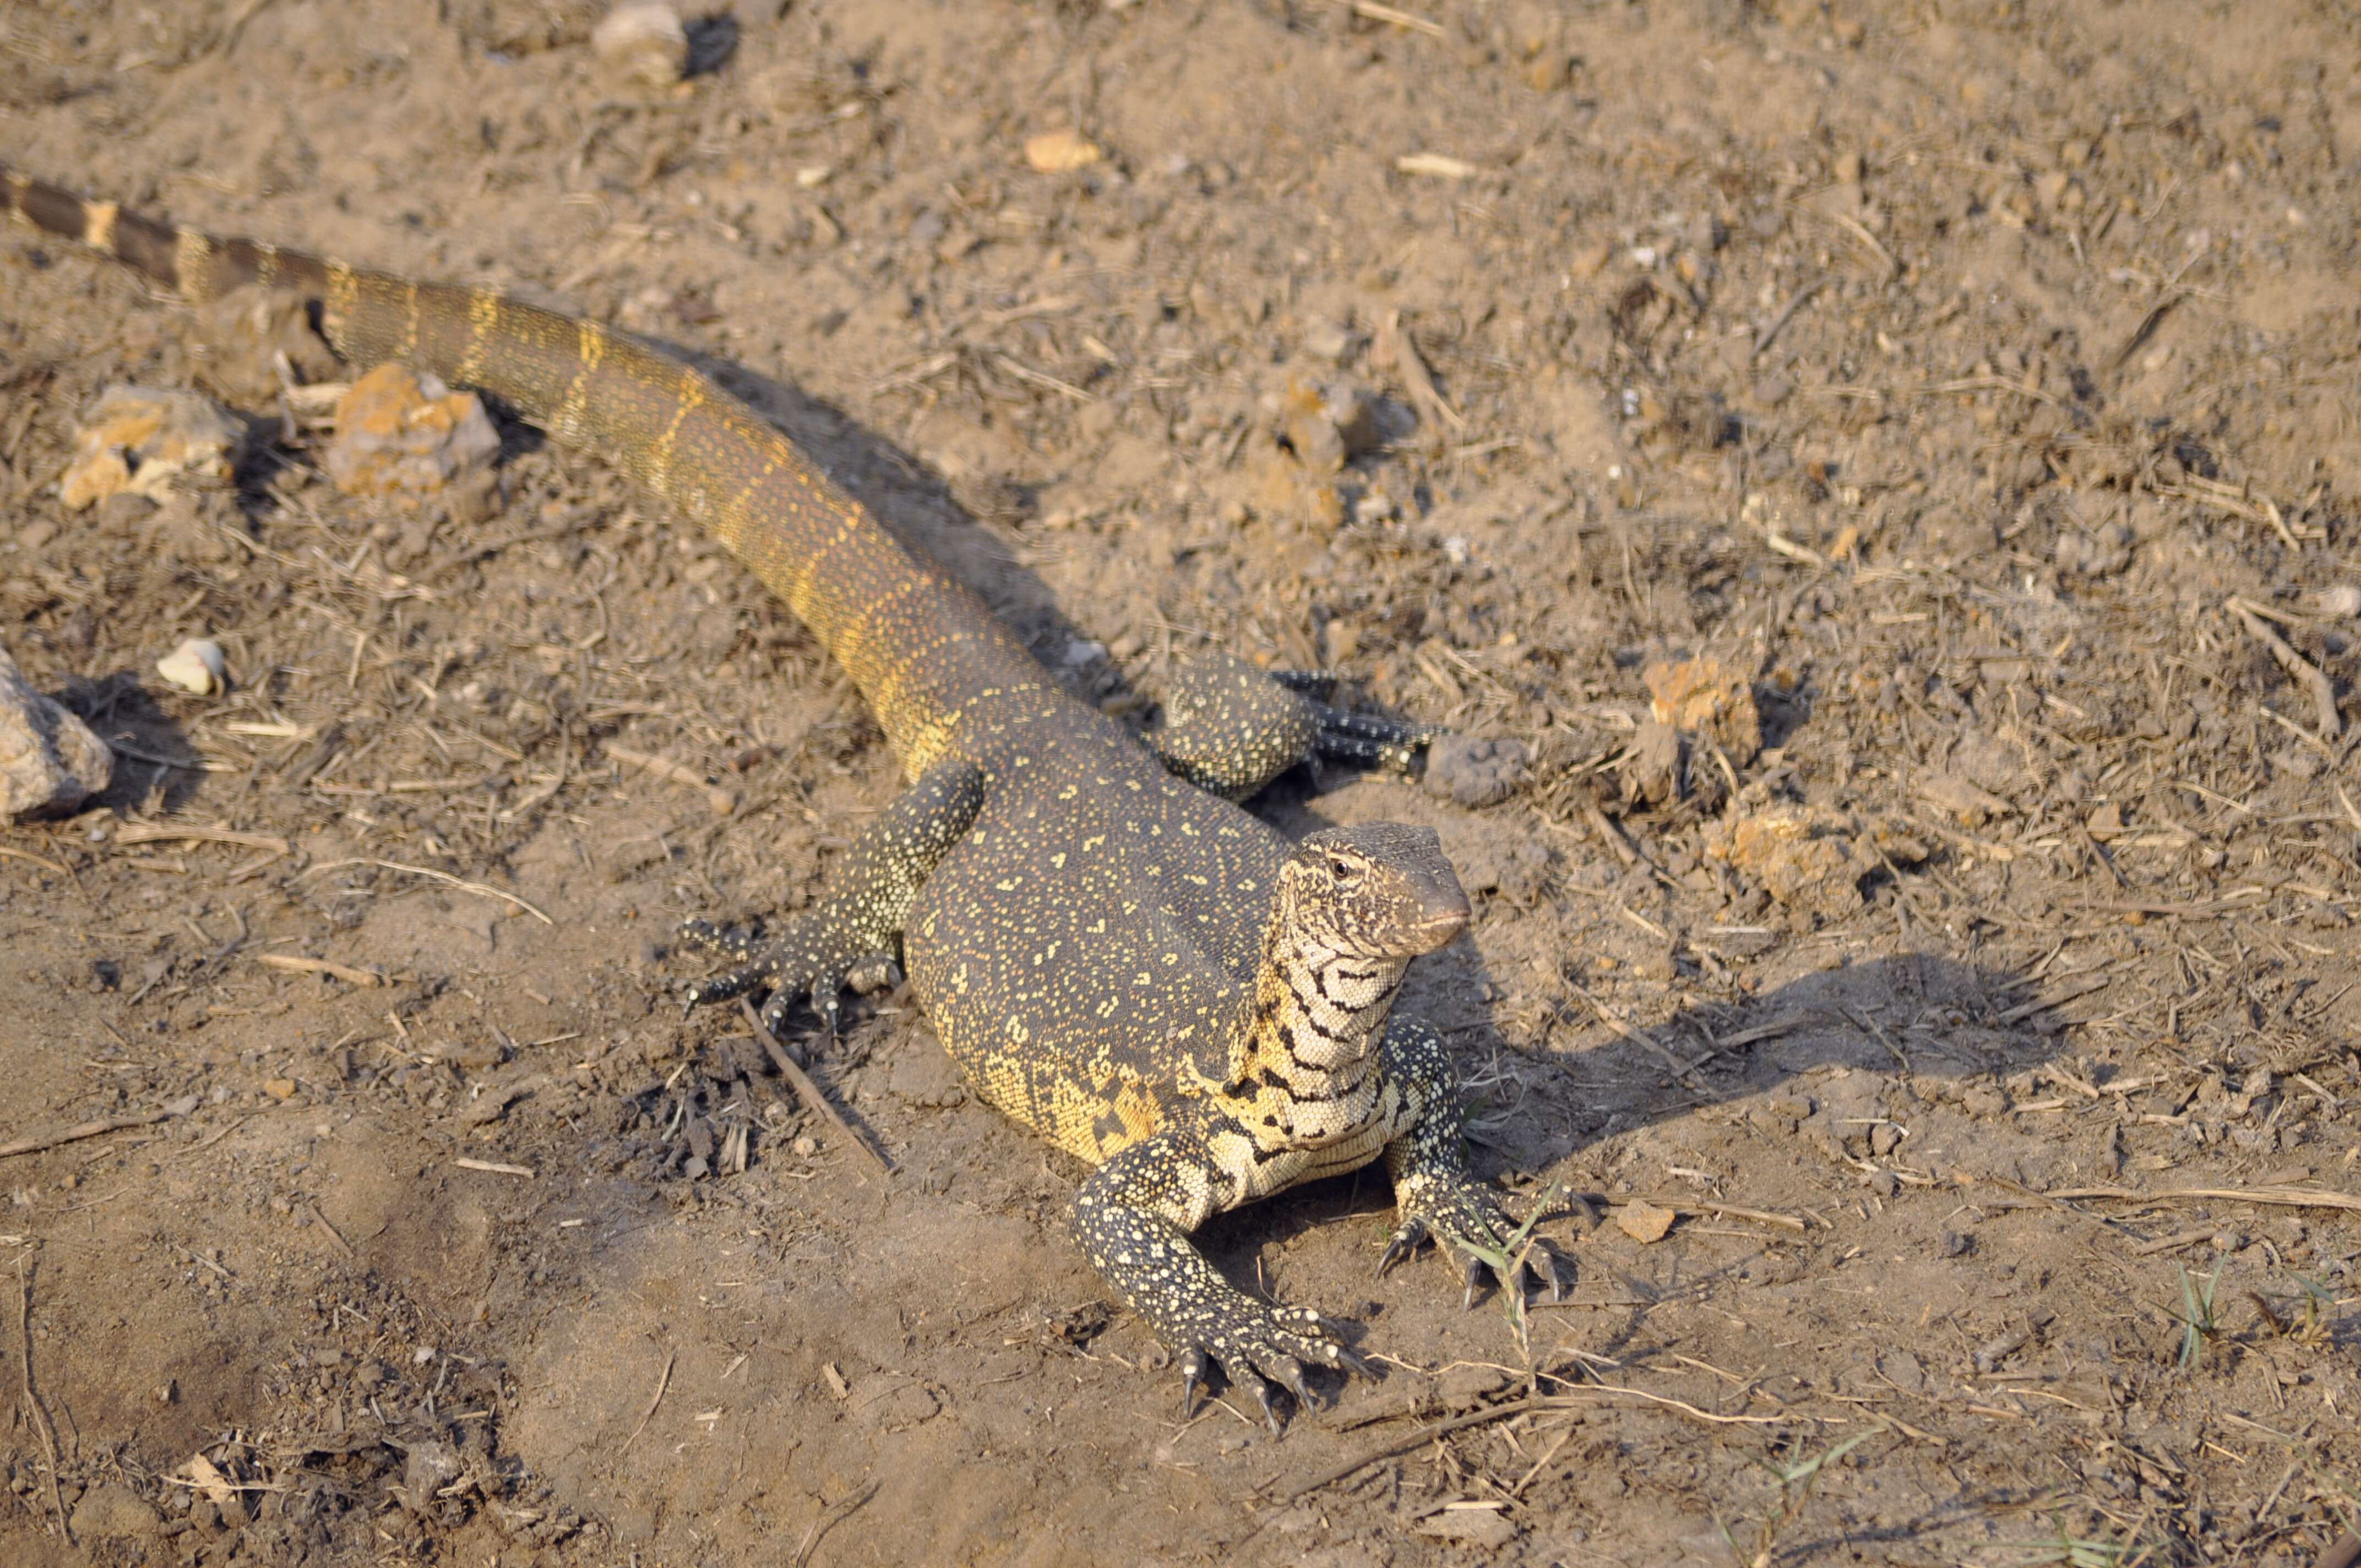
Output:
3,165,1561,1423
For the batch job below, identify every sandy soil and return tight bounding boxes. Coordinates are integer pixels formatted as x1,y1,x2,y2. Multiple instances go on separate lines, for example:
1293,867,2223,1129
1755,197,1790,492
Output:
3,1,2359,1562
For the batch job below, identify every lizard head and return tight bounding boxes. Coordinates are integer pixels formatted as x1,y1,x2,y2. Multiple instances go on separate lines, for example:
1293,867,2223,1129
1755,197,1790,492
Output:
1282,823,1471,961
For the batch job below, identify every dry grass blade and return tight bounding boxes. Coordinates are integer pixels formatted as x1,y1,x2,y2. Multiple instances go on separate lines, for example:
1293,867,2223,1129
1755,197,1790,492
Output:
0,844,71,876
116,821,293,854
794,1479,879,1567
1341,0,1444,37
254,954,385,987
18,1259,70,1547
2044,1184,2361,1216
300,858,553,923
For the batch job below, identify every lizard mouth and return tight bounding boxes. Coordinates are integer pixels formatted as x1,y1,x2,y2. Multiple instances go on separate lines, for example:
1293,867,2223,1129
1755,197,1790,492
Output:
1398,902,1472,952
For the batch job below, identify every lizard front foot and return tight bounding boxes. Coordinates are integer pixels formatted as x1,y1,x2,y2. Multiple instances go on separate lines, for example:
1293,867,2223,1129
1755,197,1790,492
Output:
676,914,897,1037
1380,1172,1574,1310
1166,1297,1372,1433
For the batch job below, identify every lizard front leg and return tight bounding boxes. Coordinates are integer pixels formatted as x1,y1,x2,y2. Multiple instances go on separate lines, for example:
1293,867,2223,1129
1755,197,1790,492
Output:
1377,1020,1574,1308
1147,652,1433,801
1072,1129,1369,1432
679,758,984,1036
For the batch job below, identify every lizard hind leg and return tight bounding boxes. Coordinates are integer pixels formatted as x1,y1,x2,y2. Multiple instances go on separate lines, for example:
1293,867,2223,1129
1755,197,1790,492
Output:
679,757,985,1036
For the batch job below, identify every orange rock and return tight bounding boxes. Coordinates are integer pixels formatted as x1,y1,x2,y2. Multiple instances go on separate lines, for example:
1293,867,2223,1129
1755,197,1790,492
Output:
1616,1200,1677,1243
1643,654,1762,766
325,363,501,498
59,385,242,510
1702,807,1865,915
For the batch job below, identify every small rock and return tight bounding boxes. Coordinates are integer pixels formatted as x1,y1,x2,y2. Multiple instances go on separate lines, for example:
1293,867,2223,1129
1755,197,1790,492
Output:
1024,128,1102,172
2318,584,2361,618
1643,654,1762,766
59,385,242,511
72,1483,162,1539
264,1078,299,1101
156,638,230,696
1700,805,1882,919
0,645,112,820
325,363,501,499
1941,1230,1974,1257
1424,733,1528,809
592,1,689,88
1919,771,2012,827
1621,719,1684,806
1300,318,1355,362
1615,1199,1677,1243
400,1441,466,1512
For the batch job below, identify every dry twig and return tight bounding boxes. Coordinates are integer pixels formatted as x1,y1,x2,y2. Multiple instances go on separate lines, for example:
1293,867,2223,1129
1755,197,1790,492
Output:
0,1108,175,1161
18,1258,71,1547
739,999,892,1176
2226,597,2341,738
793,1479,879,1567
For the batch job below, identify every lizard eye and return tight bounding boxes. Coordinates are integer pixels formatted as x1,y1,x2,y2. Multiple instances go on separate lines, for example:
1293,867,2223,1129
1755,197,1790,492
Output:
1326,853,1359,883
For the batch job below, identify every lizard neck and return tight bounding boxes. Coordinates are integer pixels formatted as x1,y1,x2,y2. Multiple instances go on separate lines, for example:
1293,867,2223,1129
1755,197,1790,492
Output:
1233,896,1409,1102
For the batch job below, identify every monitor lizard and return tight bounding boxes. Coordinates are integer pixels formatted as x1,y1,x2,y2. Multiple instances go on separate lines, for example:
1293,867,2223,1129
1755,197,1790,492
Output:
2,164,1566,1428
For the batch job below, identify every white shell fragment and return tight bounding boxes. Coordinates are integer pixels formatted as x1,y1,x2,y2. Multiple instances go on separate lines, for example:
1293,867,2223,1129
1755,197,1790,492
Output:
592,1,689,88
157,638,230,696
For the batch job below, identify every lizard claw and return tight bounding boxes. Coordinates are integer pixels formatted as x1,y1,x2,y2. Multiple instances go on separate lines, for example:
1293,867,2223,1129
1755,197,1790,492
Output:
1178,1346,1210,1420
1244,1373,1283,1435
1377,1218,1428,1279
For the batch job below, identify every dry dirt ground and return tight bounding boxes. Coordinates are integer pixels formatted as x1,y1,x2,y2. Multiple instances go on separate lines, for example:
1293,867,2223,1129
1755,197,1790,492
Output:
4,1,2360,1563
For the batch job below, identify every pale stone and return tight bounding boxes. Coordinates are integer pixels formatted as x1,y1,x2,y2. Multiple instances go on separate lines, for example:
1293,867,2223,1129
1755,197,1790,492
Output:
0,645,112,820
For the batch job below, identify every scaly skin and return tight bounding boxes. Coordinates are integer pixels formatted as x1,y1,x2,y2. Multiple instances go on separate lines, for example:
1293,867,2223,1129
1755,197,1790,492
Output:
3,163,1564,1427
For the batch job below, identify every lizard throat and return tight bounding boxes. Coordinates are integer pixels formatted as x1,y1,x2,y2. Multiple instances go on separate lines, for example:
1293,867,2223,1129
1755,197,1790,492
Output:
1238,917,1409,1099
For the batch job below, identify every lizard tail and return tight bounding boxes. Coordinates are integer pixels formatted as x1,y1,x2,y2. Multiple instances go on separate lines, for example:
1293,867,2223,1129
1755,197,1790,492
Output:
2,162,1040,772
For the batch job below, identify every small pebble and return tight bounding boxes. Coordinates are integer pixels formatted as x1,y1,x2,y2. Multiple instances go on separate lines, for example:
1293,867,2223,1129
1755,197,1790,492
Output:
1425,733,1529,809
156,638,229,696
1024,129,1102,172
2318,583,2361,618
